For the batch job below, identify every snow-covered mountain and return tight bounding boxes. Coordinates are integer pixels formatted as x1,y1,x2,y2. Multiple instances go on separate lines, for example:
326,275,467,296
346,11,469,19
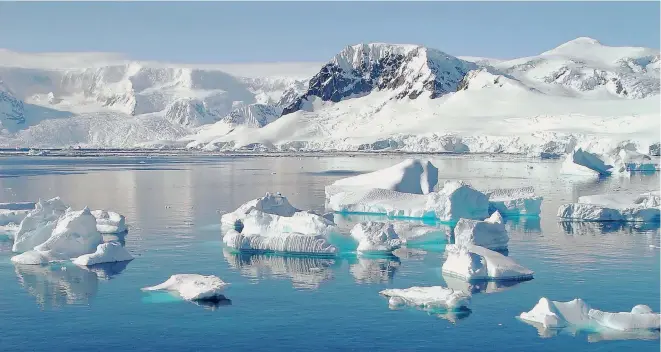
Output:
0,37,658,155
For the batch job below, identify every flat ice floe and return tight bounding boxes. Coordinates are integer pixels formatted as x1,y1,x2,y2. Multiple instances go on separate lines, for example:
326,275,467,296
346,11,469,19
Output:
453,211,509,251
72,242,133,266
327,159,438,195
142,274,229,301
558,191,660,222
441,244,534,281
327,181,489,222
350,222,403,254
519,298,660,333
560,148,614,177
484,186,543,216
91,210,127,233
380,286,471,311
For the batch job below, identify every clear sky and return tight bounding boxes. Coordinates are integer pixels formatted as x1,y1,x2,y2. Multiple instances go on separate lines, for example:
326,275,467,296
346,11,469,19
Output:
0,1,658,63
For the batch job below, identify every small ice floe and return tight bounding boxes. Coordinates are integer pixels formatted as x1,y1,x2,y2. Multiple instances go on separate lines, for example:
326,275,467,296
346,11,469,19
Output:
453,211,509,251
484,186,543,216
91,210,127,233
72,242,133,266
380,286,471,311
441,244,534,281
350,222,402,254
519,298,660,334
142,274,229,301
558,191,660,222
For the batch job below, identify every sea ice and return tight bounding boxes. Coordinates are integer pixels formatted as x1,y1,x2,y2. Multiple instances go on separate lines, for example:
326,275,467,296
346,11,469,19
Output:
221,192,298,227
441,244,534,281
453,211,509,251
560,148,613,176
72,242,133,266
223,229,338,255
558,191,660,222
327,181,489,222
380,286,471,310
484,186,543,216
12,197,68,253
142,274,229,301
350,222,403,253
33,207,103,259
91,210,127,233
519,298,592,329
328,159,438,195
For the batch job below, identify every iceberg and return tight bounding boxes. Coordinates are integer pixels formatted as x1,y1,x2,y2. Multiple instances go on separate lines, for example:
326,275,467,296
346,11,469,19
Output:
380,286,471,311
589,305,660,331
72,242,133,266
221,192,298,227
442,244,534,281
485,186,543,216
33,207,103,259
390,221,451,245
327,181,489,222
560,148,613,177
223,228,338,255
350,222,403,254
613,149,658,172
142,274,229,301
91,210,127,233
12,197,68,253
558,191,660,222
327,159,438,195
453,211,509,251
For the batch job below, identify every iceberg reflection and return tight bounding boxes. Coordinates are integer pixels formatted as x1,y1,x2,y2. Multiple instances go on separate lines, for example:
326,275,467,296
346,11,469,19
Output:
559,221,661,236
521,320,660,342
349,255,400,284
14,263,99,309
442,273,528,294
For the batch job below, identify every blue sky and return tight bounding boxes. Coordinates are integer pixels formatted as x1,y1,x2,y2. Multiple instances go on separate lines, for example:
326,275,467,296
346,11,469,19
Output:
0,1,658,63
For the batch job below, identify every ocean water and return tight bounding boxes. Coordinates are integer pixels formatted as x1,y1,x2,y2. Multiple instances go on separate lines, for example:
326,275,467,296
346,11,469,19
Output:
0,154,658,351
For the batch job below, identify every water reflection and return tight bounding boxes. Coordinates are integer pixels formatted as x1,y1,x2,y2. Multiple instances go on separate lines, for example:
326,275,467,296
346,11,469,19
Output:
191,295,232,311
506,217,541,233
349,255,400,284
442,273,528,294
521,319,660,342
386,299,471,323
222,249,337,289
559,221,661,236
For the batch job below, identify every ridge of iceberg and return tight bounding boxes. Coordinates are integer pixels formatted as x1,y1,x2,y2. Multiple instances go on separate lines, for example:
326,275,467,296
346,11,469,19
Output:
221,192,298,227
72,242,133,266
558,191,660,222
328,159,438,195
380,286,471,311
453,211,509,251
442,244,534,281
350,222,403,254
142,274,229,301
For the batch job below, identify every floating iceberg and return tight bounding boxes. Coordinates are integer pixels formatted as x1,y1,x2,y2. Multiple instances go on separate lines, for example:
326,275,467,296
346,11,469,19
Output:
560,148,613,177
453,211,509,251
327,159,438,195
73,242,133,266
12,197,68,253
221,192,298,227
142,274,229,301
327,181,489,222
558,191,660,222
442,244,534,281
589,305,661,332
223,229,338,255
485,186,543,216
91,210,127,233
33,207,103,259
240,208,337,238
613,149,658,172
380,286,471,311
350,222,402,254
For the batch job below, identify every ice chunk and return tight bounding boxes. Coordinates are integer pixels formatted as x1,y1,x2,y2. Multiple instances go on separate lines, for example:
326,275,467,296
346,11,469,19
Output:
10,250,66,265
142,274,229,301
558,191,660,222
380,286,471,310
91,210,127,233
519,298,592,329
221,192,298,227
223,229,337,255
350,222,402,253
442,244,534,281
0,202,36,210
390,221,451,245
453,211,509,251
328,159,438,195
327,181,489,222
12,197,68,253
485,186,543,216
72,242,133,266
34,207,103,259
560,148,613,176
589,307,660,331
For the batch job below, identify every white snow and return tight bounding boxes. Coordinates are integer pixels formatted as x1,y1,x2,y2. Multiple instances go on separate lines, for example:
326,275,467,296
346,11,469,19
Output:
239,208,337,238
453,211,509,250
220,192,298,227
520,298,660,332
328,159,438,195
442,244,534,281
327,181,489,222
72,242,133,266
10,249,65,265
91,210,127,233
350,222,403,253
558,191,660,222
33,207,103,259
485,186,543,216
141,274,229,301
12,197,68,253
379,286,471,311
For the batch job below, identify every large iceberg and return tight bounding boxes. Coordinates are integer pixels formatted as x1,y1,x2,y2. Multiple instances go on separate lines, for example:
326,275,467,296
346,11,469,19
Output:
327,181,489,222
73,242,133,266
380,286,471,311
484,186,543,216
240,208,337,238
558,191,660,222
221,192,298,227
327,159,438,195
223,229,338,255
142,274,229,301
12,197,68,252
441,244,534,281
91,210,127,233
350,222,403,254
560,147,613,177
453,211,509,251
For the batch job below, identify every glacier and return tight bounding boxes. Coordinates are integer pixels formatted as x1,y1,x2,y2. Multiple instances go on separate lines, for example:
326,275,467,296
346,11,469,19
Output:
72,242,133,266
350,222,403,254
